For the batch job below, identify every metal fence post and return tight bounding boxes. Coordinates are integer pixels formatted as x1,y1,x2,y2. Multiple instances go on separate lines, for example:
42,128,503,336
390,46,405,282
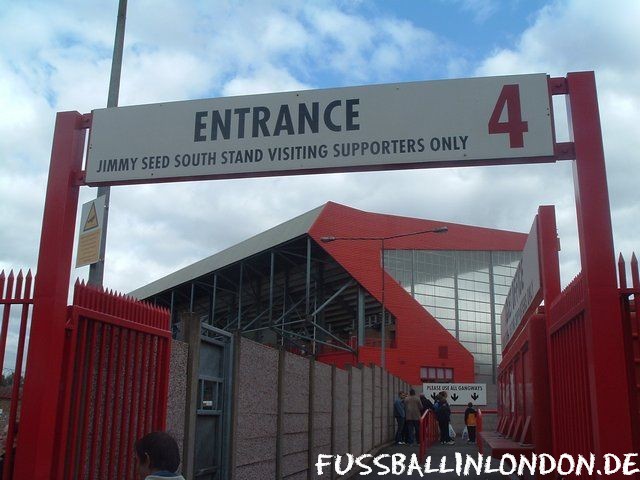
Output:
567,71,634,457
14,111,86,479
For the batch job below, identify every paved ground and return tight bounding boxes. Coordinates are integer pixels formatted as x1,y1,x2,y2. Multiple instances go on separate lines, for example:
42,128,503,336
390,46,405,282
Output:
359,441,507,478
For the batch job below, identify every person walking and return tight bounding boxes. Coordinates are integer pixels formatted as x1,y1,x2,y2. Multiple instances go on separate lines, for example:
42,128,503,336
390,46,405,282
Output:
436,395,454,445
403,389,422,446
393,392,407,445
464,402,477,444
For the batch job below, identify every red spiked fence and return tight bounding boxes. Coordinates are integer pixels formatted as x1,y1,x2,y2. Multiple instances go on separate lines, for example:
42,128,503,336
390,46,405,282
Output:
547,273,594,457
492,252,640,460
53,280,171,479
0,269,33,478
618,253,640,452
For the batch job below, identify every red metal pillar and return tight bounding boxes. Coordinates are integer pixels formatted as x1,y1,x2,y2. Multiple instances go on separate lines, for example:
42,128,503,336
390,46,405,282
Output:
537,206,561,312
14,111,86,479
567,72,634,456
536,206,559,456
528,315,552,454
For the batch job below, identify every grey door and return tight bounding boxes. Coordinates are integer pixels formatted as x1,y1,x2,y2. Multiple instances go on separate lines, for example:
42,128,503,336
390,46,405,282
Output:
194,324,233,479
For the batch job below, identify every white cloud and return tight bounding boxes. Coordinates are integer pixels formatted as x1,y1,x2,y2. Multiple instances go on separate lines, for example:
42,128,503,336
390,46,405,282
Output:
0,172,47,270
222,65,311,96
441,0,500,23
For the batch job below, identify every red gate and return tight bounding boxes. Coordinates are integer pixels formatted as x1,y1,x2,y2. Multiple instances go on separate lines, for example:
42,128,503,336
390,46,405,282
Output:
54,281,171,479
0,272,170,480
619,253,640,452
0,270,33,479
547,274,594,457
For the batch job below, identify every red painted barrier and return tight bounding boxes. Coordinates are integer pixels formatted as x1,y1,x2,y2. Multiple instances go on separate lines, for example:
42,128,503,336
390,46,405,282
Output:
418,409,439,462
53,281,171,479
490,77,639,465
0,269,33,479
566,72,633,459
476,409,483,451
619,253,640,453
547,274,594,457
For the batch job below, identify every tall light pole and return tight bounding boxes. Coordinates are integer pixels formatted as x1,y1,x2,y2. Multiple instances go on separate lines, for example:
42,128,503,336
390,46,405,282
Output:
320,226,448,369
88,0,128,286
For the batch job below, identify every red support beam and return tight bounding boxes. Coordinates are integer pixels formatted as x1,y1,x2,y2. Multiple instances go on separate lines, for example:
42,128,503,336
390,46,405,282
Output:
14,111,86,479
567,71,634,456
536,206,560,455
528,315,552,454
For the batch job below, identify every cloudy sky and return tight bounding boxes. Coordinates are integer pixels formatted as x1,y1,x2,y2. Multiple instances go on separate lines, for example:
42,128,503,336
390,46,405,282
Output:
1,0,638,299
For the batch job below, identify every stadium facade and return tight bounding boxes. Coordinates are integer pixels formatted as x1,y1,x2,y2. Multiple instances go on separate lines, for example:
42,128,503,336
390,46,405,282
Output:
131,202,525,385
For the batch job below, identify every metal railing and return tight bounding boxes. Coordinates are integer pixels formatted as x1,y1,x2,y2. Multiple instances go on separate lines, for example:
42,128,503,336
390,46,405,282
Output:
418,409,439,462
55,281,171,479
0,270,33,479
418,407,493,461
618,252,640,453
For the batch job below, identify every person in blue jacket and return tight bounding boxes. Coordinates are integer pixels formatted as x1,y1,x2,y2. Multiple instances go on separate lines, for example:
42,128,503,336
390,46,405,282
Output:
393,391,407,445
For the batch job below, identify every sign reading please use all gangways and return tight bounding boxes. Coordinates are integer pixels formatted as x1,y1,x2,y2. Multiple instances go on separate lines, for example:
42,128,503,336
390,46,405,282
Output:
423,383,487,406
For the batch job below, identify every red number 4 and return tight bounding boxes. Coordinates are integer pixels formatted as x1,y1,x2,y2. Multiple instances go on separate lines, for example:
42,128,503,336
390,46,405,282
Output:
488,84,528,148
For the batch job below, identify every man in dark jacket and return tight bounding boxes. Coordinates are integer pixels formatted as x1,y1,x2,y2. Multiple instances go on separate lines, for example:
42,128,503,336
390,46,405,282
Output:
393,392,406,444
436,395,454,445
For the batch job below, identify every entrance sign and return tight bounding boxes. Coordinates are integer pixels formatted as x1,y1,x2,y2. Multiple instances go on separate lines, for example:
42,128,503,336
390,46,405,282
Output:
423,383,487,406
76,195,105,267
500,217,542,349
85,73,554,185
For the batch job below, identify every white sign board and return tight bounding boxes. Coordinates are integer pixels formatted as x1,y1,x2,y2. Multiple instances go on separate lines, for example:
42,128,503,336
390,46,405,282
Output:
500,217,542,349
86,74,554,185
75,195,105,267
423,383,487,406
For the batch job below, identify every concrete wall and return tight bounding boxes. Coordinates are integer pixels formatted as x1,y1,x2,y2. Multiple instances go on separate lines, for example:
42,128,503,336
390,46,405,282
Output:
348,366,362,456
232,339,279,479
331,367,349,471
311,361,332,480
232,337,410,479
282,352,310,479
166,339,188,464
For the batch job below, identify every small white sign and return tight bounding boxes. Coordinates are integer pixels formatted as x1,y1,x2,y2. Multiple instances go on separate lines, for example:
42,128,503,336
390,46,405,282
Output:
75,195,105,267
86,73,554,185
500,217,543,349
423,383,487,406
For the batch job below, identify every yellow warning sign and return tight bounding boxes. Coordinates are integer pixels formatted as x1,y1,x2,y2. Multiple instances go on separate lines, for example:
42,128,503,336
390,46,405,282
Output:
76,229,101,267
76,195,105,268
83,202,99,231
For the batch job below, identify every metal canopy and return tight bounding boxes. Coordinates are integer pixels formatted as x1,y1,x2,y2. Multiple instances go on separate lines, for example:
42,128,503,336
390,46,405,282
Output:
147,234,394,355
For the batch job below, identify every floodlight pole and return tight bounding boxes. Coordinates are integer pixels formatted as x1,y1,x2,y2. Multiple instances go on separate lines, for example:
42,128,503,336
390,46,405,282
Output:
88,0,127,286
320,226,448,370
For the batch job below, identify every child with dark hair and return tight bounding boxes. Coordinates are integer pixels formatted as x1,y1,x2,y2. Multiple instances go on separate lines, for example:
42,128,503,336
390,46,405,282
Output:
464,402,477,443
135,432,185,480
